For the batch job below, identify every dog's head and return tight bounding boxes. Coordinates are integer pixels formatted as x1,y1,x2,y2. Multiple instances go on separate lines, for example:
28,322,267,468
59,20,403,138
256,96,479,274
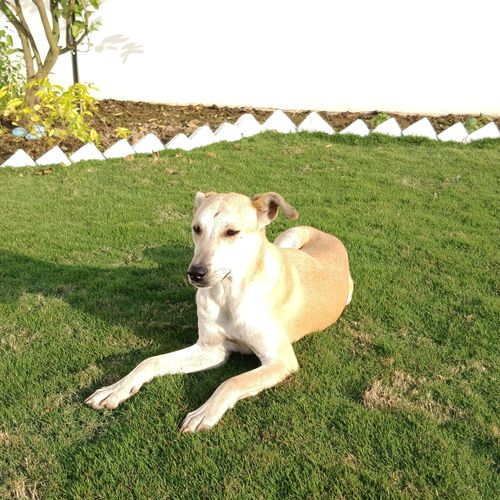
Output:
187,191,298,288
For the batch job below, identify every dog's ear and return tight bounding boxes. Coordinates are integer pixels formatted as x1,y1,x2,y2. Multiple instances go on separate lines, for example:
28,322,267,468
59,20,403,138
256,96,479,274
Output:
251,192,298,227
194,191,217,211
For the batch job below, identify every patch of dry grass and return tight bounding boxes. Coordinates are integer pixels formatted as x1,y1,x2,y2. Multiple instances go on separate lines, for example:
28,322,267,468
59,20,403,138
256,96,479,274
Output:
363,370,464,423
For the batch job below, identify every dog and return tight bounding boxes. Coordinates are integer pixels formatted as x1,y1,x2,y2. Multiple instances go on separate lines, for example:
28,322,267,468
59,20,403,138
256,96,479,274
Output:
85,191,353,432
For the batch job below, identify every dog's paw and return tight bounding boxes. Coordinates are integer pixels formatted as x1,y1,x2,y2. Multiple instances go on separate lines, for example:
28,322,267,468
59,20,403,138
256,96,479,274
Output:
180,402,225,433
85,379,140,410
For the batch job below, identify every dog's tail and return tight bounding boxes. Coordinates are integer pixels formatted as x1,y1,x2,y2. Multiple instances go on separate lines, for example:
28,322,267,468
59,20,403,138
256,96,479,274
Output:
346,275,354,305
273,226,312,250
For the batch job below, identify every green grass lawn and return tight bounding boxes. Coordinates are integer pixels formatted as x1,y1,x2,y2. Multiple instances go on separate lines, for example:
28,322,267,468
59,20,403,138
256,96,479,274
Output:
0,133,499,498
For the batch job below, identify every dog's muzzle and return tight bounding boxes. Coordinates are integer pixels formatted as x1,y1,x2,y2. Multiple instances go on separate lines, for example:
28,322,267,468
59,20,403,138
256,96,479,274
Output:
187,265,231,288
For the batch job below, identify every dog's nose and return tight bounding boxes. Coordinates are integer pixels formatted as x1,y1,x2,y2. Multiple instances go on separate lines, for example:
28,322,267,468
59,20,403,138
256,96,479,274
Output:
188,264,208,282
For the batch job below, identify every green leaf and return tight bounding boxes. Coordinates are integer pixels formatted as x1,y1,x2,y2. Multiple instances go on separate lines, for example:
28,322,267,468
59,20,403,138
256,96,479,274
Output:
89,128,99,143
72,23,85,39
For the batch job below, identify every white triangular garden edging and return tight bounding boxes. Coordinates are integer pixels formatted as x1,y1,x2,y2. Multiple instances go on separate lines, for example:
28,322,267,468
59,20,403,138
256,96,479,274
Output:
70,143,105,163
214,122,242,142
437,122,468,142
298,112,334,134
373,117,402,137
2,112,499,168
104,139,135,159
235,113,262,137
464,122,500,143
36,146,71,166
165,133,191,151
1,149,36,167
340,119,369,136
402,118,437,139
132,133,164,154
189,125,216,148
262,110,296,133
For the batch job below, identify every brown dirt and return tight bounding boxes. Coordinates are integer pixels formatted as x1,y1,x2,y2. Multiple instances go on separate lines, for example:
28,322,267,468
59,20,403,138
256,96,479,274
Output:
1,99,498,164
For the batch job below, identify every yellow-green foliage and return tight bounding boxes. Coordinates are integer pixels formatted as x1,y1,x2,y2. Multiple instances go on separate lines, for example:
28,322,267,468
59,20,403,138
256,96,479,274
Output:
114,126,132,140
3,78,100,144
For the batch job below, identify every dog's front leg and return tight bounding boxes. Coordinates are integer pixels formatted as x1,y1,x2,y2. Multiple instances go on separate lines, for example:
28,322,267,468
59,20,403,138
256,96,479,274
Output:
85,342,228,410
180,353,299,433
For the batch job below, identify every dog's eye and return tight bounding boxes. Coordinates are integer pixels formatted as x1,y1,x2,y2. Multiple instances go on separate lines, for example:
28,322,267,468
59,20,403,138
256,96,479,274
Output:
225,229,240,237
192,224,201,235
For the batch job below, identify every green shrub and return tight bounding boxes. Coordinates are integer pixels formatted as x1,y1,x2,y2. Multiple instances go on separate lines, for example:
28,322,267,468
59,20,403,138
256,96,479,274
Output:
0,26,24,116
3,77,100,143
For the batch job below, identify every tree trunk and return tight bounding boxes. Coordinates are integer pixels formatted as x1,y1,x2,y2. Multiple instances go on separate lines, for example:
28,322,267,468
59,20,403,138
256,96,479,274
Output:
21,48,60,126
23,84,38,109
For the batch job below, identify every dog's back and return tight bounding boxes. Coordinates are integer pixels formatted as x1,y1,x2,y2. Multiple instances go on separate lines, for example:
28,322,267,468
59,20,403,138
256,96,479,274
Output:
274,226,352,341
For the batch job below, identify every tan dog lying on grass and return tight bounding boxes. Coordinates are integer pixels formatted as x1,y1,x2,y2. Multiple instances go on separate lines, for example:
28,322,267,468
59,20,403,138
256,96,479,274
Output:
85,191,353,432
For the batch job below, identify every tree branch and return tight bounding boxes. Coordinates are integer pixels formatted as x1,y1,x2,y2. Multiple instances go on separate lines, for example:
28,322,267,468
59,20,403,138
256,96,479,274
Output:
65,0,74,47
60,28,89,54
32,0,59,54
12,0,43,69
49,0,61,46
1,0,16,10
0,2,23,34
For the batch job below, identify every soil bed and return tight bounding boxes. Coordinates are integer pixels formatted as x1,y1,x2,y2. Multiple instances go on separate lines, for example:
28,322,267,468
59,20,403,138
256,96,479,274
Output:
1,99,498,164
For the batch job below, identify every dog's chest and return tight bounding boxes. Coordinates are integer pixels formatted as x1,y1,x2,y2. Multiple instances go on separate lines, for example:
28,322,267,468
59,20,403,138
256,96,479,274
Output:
216,299,259,341
197,287,273,354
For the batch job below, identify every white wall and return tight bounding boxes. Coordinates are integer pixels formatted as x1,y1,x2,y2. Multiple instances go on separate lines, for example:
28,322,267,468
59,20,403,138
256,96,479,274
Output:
7,0,500,114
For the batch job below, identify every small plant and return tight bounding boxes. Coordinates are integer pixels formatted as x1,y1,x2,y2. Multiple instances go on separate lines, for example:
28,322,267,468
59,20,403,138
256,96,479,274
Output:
3,78,100,144
464,115,493,133
0,26,25,112
370,112,391,128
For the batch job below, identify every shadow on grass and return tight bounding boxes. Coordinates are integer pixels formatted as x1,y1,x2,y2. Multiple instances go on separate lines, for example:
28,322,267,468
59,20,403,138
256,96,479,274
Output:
0,246,260,417
0,245,194,344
